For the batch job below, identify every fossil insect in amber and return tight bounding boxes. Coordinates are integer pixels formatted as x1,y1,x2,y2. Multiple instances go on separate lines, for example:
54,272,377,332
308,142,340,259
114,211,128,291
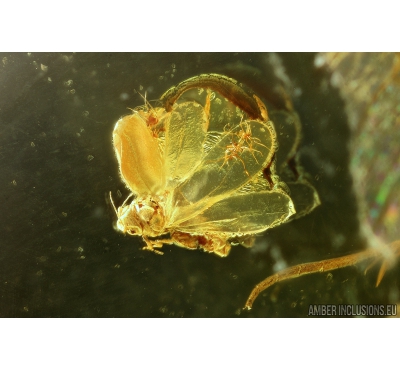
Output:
111,74,301,257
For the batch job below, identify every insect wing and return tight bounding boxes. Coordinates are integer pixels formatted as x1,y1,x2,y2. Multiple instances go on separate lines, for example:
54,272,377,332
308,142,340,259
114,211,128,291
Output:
113,113,165,195
270,110,302,172
163,102,208,189
167,119,277,225
175,188,295,234
285,180,321,220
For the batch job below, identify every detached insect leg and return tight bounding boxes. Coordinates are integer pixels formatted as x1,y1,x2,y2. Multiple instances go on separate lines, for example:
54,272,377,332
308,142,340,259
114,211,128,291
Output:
142,236,165,255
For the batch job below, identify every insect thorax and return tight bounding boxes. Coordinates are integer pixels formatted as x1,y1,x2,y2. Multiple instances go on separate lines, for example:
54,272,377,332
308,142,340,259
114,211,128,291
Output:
117,195,167,237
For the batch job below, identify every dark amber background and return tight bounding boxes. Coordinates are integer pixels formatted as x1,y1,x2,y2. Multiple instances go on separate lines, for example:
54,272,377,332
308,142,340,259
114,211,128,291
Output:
0,53,397,317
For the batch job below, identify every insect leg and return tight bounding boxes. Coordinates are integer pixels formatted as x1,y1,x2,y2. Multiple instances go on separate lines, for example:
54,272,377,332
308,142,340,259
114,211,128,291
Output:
244,240,400,310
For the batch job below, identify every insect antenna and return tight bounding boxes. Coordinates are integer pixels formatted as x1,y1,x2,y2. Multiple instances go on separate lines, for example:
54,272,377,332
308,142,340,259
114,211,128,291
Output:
109,191,118,216
110,191,134,217
135,90,157,112
121,193,134,208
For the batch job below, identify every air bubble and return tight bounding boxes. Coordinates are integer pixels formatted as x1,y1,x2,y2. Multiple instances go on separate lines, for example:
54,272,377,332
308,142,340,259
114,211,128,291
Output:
120,93,129,101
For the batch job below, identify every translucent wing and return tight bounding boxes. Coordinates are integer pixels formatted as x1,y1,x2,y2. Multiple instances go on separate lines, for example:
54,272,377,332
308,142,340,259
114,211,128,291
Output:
163,102,208,189
166,119,277,225
285,180,320,220
174,188,295,234
269,109,320,221
270,110,301,172
113,114,165,195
